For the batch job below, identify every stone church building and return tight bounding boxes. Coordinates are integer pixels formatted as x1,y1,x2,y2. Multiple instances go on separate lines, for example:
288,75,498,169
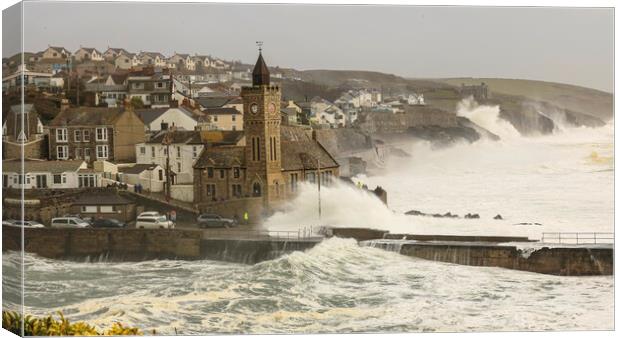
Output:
193,50,339,215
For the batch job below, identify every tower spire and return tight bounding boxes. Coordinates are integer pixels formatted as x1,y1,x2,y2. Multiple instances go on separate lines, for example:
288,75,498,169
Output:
252,42,270,86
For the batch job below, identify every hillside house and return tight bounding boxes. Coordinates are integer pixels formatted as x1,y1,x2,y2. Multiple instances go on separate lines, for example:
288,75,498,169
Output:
74,47,104,62
47,106,146,163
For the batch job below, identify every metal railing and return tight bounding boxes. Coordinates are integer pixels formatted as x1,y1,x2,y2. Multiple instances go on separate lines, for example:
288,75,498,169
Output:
204,226,319,240
541,232,614,244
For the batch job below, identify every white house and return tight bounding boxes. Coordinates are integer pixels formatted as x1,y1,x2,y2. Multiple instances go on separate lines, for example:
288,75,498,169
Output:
114,53,134,69
2,159,100,189
41,46,71,60
74,47,104,62
135,130,205,184
116,163,166,192
310,97,346,128
139,52,166,67
136,106,199,132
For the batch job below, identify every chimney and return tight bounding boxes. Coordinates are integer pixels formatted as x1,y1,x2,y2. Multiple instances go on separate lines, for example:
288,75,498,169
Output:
60,99,70,112
169,99,178,108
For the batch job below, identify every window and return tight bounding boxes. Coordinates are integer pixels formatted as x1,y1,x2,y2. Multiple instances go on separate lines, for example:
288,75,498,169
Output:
96,145,108,159
252,137,261,161
78,174,97,187
75,148,82,159
206,184,216,196
290,173,299,192
140,147,146,155
96,127,108,141
232,115,236,122
306,172,316,184
81,206,97,213
177,162,182,173
219,169,225,179
84,148,91,159
207,167,214,178
232,184,242,197
213,115,218,122
163,147,168,156
74,130,81,142
53,174,62,184
100,206,115,213
233,167,240,179
56,128,67,142
151,146,155,157
57,145,68,159
192,146,198,158
158,169,163,181
83,130,90,142
176,146,181,158
232,126,236,131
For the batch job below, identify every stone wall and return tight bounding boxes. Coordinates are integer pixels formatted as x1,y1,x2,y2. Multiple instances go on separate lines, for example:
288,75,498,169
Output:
3,226,202,260
359,106,458,134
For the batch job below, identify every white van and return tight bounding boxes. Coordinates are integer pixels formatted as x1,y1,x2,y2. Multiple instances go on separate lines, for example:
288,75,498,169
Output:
50,217,90,228
136,215,174,229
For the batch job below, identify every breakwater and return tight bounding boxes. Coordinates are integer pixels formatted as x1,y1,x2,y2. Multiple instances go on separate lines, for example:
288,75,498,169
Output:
328,227,613,276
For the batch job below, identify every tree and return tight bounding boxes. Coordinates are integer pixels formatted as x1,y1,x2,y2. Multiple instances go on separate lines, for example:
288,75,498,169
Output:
130,96,145,109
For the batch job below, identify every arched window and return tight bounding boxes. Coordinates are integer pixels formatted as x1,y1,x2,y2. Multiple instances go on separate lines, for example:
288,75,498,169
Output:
252,182,262,197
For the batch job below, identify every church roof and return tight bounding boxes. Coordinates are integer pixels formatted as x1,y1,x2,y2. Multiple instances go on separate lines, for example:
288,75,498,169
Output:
194,146,245,169
252,52,270,86
280,126,339,171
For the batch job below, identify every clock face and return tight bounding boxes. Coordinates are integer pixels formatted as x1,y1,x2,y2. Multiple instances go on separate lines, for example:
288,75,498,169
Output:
250,103,259,115
268,103,276,114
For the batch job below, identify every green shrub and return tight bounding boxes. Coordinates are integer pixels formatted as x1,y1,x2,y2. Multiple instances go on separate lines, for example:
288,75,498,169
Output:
2,310,143,336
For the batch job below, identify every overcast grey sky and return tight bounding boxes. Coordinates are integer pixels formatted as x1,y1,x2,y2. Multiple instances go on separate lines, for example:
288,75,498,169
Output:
3,2,614,92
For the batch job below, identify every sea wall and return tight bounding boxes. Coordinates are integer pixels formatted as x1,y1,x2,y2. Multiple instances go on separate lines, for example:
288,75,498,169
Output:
201,238,320,264
3,226,202,260
397,242,613,276
3,226,320,264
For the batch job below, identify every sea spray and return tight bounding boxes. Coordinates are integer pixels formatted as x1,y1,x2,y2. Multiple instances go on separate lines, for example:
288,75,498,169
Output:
456,97,521,140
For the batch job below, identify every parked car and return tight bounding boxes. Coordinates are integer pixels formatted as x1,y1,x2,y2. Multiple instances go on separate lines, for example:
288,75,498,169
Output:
136,215,174,229
15,220,45,228
5,220,45,228
50,217,90,228
196,214,237,228
91,218,127,228
63,214,93,225
138,211,161,218
2,219,17,226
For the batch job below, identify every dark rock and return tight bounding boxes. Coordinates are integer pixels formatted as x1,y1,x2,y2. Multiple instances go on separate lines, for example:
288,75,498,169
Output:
405,210,424,216
464,213,480,219
494,214,503,220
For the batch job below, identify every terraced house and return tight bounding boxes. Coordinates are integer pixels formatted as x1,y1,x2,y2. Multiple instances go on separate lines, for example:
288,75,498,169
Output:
48,106,146,163
127,71,172,108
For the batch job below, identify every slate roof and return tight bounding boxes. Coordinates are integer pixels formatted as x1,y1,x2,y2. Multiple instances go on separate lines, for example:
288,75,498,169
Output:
72,193,133,205
117,163,160,175
196,96,239,109
252,52,270,86
280,126,339,171
3,160,84,174
10,104,35,114
78,47,101,54
146,130,200,144
191,130,244,146
193,126,337,171
204,107,241,115
194,146,245,169
135,107,195,126
49,107,124,126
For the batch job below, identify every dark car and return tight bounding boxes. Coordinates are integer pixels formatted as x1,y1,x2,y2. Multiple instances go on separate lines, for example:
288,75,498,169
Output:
91,218,127,228
196,214,237,228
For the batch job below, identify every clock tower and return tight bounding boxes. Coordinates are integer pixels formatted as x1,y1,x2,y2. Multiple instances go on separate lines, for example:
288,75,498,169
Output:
241,47,284,204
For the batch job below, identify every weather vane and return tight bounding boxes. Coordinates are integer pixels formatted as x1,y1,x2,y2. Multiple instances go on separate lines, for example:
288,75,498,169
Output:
256,41,263,53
